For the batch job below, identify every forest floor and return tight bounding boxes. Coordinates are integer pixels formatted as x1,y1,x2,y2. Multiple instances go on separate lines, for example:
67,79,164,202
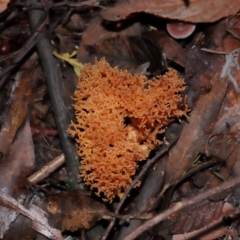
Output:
0,0,240,240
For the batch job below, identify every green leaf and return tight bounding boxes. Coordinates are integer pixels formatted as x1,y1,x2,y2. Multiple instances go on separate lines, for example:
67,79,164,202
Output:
53,51,84,77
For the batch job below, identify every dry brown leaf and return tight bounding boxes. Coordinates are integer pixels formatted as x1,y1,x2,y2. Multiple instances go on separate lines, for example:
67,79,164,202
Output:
46,192,108,231
77,16,144,63
162,76,228,195
201,16,240,54
209,104,240,137
185,45,225,94
168,200,224,234
83,35,167,73
171,202,236,239
205,103,240,159
192,147,238,203
0,120,35,238
0,70,32,156
185,16,240,95
0,206,17,239
101,0,240,23
143,30,185,67
172,222,227,240
0,0,8,12
3,215,37,240
0,190,62,239
0,119,35,195
227,28,240,40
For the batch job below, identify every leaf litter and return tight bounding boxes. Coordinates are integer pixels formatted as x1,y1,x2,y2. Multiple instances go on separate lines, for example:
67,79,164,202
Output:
0,0,240,240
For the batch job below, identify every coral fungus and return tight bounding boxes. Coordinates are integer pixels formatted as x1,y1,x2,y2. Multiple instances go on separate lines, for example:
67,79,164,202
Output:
68,59,188,202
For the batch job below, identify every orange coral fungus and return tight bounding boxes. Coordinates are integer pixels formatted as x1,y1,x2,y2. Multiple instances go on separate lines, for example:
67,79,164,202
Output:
68,59,188,202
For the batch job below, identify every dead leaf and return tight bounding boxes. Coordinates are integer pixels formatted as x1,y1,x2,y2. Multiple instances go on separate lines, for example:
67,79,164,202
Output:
0,119,35,195
77,16,144,62
46,192,108,231
185,16,240,95
0,119,35,238
162,76,228,196
0,0,8,12
0,190,62,239
85,35,133,68
0,70,32,156
143,30,185,67
185,46,224,94
168,200,224,234
127,36,167,75
84,35,167,74
171,204,235,239
227,28,240,40
201,16,240,54
3,215,37,240
205,103,240,159
65,13,86,31
209,104,240,137
193,146,238,202
101,0,240,23
0,206,18,239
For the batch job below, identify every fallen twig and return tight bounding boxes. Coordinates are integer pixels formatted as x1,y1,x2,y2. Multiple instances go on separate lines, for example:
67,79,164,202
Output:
28,0,80,189
124,176,240,240
27,154,65,184
0,190,62,239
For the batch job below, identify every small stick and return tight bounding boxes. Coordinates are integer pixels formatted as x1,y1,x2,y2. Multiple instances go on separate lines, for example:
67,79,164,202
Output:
27,154,65,184
200,48,227,55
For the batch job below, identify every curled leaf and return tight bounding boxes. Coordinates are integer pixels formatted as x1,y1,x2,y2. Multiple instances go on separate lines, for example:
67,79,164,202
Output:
46,193,107,231
101,0,240,23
